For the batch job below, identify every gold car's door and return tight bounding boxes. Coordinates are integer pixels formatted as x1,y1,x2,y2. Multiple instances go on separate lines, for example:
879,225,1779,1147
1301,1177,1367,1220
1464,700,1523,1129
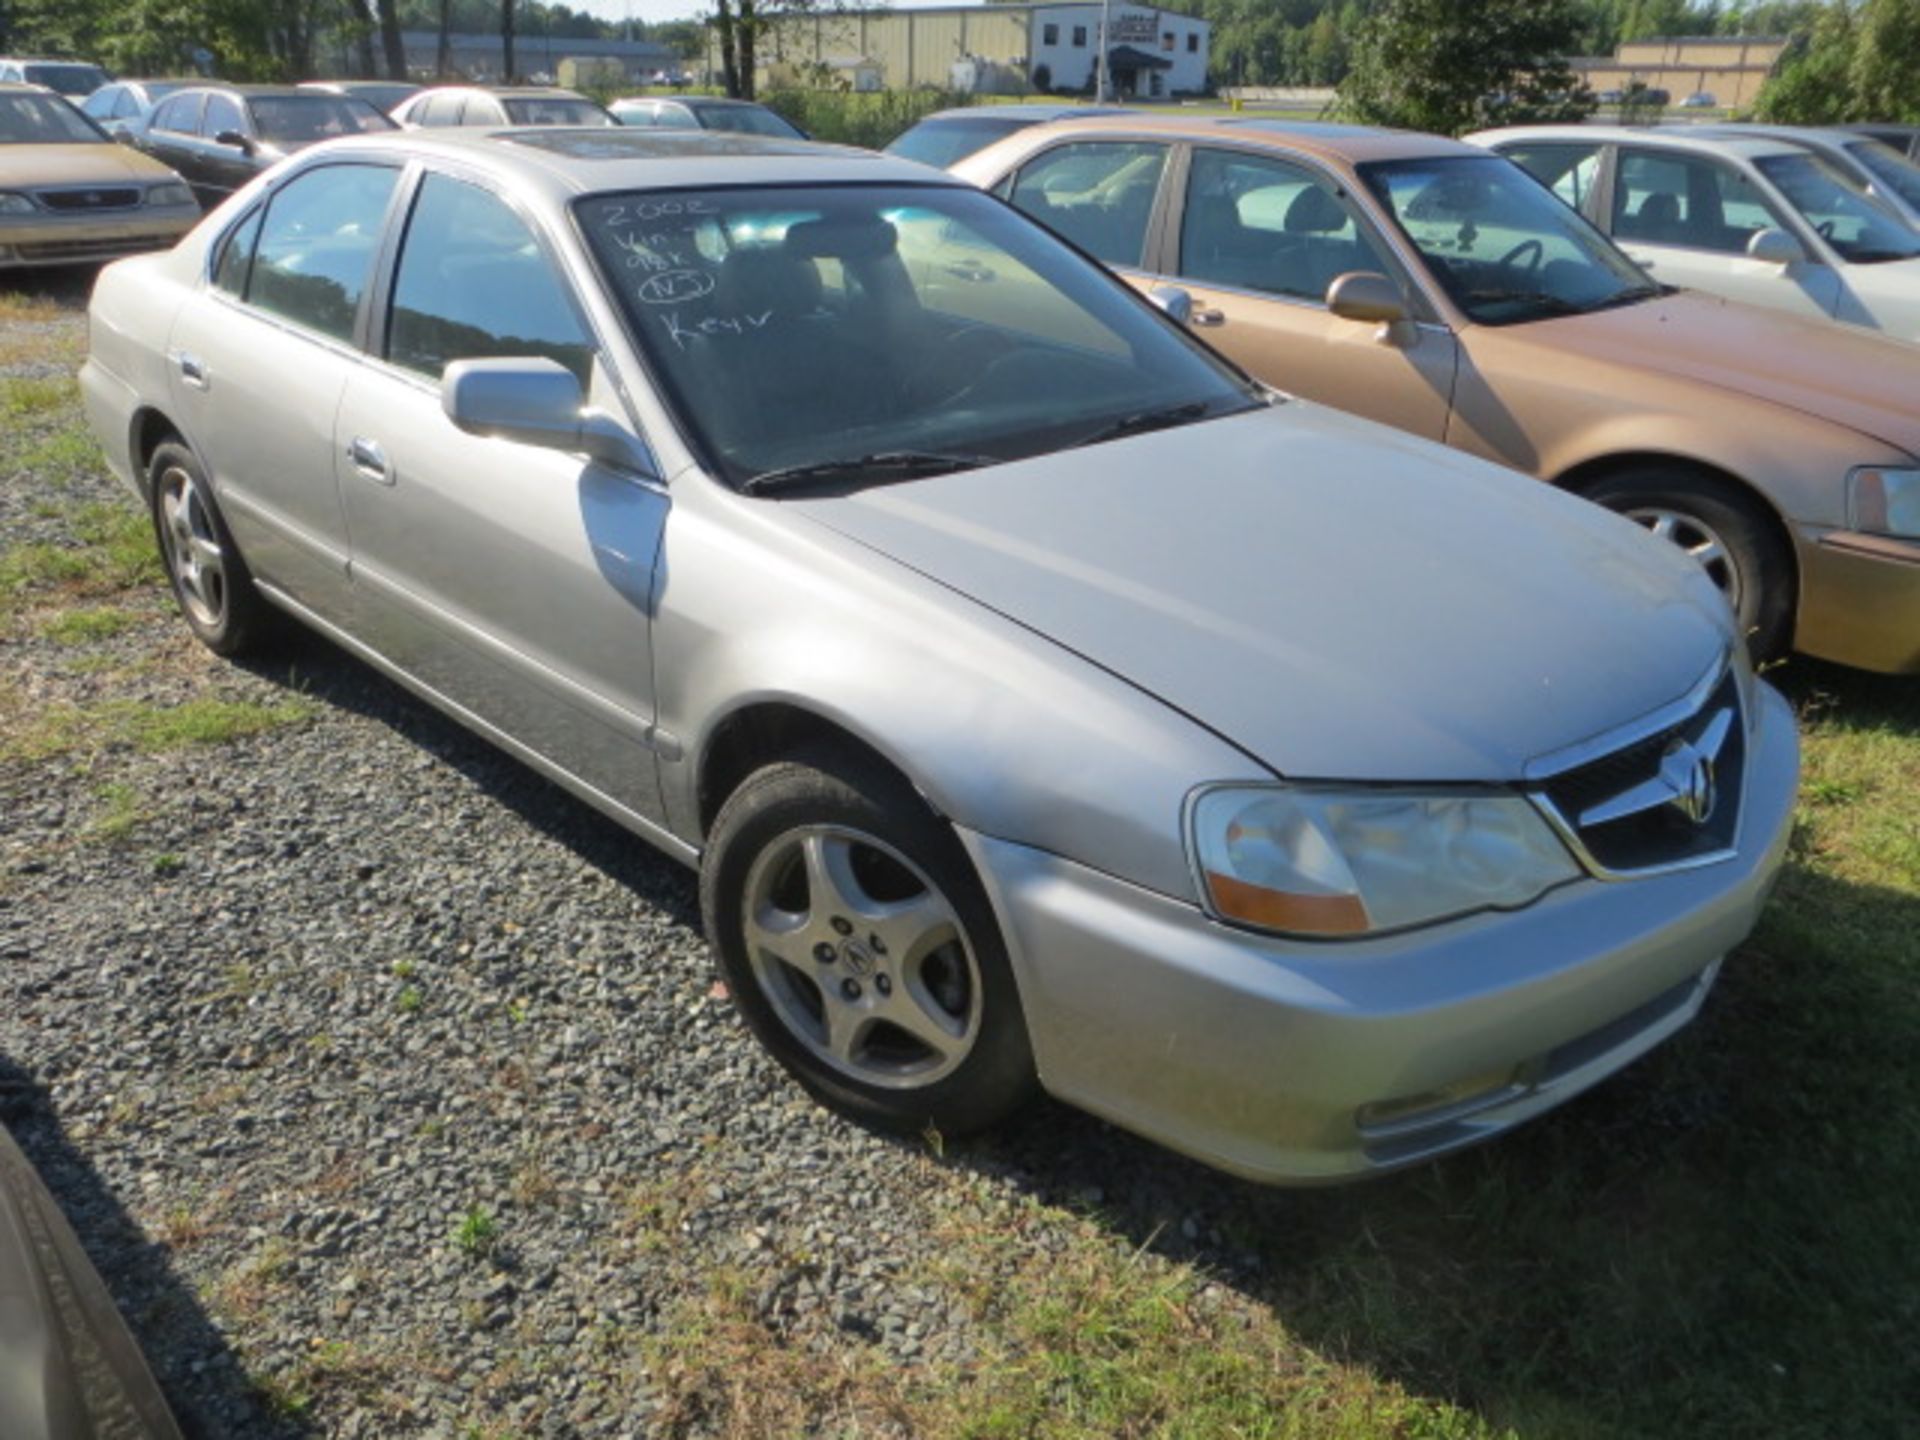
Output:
1155,146,1458,440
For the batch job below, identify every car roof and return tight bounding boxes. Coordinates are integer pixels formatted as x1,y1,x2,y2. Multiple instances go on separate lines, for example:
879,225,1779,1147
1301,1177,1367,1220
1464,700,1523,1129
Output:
169,83,344,99
436,85,594,99
1470,124,1809,160
307,126,948,198
981,112,1475,163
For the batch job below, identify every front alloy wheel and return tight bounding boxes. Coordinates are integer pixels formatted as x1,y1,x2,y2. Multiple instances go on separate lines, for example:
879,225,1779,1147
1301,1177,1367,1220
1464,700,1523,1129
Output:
702,747,1035,1135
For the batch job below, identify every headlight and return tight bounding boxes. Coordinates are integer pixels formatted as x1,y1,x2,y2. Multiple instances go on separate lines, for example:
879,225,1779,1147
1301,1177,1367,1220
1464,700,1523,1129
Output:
1188,785,1580,939
146,181,194,207
1848,466,1920,540
0,192,36,215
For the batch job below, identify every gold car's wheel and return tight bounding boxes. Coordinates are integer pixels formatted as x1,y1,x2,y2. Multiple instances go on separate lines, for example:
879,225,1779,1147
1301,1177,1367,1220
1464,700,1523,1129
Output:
701,745,1037,1135
1581,468,1793,663
148,440,277,657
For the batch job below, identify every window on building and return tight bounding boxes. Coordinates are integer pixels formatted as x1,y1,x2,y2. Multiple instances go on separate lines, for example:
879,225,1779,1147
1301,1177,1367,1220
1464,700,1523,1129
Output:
1042,23,1059,44
1187,33,1199,53
1072,25,1087,46
1162,31,1175,51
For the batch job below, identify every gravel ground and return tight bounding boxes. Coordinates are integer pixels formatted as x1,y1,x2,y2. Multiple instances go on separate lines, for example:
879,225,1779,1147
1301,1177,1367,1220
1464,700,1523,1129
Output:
0,275,1285,1439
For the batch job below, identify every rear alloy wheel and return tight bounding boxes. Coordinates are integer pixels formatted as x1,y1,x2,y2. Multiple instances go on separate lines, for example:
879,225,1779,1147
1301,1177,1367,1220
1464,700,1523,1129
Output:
1580,467,1793,663
702,748,1035,1135
149,440,276,657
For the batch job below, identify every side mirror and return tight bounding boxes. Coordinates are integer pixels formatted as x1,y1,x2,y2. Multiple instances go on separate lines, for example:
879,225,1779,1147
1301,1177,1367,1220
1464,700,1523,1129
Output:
1326,271,1407,324
1147,283,1194,325
442,358,655,476
213,128,253,153
1747,228,1804,266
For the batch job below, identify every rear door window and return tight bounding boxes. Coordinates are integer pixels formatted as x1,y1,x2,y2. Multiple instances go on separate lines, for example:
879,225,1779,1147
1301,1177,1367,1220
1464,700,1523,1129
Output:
246,164,400,343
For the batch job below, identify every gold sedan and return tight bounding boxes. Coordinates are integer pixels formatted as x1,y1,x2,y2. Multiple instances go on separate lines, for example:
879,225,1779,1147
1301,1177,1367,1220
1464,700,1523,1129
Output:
955,117,1920,675
1,82,199,270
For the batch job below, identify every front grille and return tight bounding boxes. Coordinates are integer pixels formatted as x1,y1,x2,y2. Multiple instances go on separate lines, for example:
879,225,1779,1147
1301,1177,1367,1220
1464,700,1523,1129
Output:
1535,671,1744,874
35,187,143,212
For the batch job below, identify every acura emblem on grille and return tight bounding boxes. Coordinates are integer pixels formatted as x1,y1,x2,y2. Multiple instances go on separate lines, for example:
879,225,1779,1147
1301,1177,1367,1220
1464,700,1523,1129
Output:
1658,738,1717,825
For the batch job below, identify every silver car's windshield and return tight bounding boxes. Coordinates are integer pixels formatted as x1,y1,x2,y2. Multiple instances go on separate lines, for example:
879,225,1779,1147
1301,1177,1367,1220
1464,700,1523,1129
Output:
1844,139,1920,212
576,183,1262,490
1754,152,1920,263
1362,155,1657,325
0,91,104,143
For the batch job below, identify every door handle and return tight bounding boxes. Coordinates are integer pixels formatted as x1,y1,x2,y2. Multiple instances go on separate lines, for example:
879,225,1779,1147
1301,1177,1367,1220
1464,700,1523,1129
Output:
347,436,392,484
173,350,209,389
1190,307,1226,327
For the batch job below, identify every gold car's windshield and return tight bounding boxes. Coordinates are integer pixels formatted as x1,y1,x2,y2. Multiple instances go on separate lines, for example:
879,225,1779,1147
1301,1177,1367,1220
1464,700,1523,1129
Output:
1361,155,1658,325
0,91,105,144
575,183,1262,491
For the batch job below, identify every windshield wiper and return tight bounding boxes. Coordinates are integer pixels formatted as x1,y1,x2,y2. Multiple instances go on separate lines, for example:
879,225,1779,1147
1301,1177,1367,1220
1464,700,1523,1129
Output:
1843,248,1920,264
1461,289,1588,317
740,450,996,497
1070,400,1217,450
1578,283,1666,313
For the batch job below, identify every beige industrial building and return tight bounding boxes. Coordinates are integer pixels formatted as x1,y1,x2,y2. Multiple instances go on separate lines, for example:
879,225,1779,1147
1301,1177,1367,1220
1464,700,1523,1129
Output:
1570,35,1790,110
718,2,1211,98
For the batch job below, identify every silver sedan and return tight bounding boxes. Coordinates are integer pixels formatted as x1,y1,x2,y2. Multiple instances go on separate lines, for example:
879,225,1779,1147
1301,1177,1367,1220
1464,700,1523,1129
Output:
81,128,1797,1183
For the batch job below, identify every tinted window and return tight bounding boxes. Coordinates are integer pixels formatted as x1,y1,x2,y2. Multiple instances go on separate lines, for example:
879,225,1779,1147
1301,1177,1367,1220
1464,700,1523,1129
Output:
1846,138,1920,212
501,97,613,126
653,104,698,129
22,63,108,97
248,165,399,341
0,92,105,143
214,208,264,296
887,116,1027,168
1009,141,1168,267
388,173,592,381
202,92,244,139
1502,143,1602,209
1613,148,1785,253
251,96,392,144
1180,147,1395,303
151,93,204,134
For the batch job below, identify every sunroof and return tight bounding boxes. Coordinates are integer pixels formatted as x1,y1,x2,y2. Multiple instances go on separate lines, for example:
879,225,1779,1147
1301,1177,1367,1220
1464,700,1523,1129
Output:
505,128,830,161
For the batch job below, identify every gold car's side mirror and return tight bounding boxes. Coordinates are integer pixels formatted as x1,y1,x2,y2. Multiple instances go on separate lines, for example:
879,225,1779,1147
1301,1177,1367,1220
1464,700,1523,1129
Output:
1326,271,1406,324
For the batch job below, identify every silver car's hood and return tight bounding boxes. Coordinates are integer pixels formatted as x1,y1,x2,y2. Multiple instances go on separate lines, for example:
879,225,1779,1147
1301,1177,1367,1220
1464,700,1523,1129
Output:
805,404,1731,782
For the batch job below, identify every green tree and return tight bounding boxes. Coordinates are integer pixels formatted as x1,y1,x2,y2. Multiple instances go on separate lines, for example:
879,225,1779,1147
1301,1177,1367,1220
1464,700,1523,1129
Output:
1338,0,1596,135
1849,0,1920,121
1754,1,1855,121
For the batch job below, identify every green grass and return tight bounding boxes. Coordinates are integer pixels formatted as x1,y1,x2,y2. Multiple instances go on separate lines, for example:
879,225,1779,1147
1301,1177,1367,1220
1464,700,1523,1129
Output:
452,1205,499,1257
39,605,139,644
0,500,160,617
2,696,317,762
0,374,74,420
86,781,149,843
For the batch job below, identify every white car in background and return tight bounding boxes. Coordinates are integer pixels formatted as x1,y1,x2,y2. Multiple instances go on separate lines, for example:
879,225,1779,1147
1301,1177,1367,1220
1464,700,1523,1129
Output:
1694,123,1920,232
1470,124,1920,340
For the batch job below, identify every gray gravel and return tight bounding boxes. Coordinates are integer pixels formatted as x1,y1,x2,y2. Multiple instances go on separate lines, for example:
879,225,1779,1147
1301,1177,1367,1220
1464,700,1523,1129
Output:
1,280,1261,1437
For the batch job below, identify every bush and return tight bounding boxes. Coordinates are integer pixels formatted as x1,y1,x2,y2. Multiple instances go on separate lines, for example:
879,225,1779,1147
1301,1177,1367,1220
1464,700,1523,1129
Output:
761,89,973,149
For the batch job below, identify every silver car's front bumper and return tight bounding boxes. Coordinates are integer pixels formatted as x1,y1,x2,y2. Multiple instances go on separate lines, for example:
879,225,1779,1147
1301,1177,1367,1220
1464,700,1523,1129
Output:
962,682,1798,1185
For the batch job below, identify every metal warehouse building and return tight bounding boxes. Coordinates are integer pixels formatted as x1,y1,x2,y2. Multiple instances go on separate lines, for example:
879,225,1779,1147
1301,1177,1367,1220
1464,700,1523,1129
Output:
720,3,1211,98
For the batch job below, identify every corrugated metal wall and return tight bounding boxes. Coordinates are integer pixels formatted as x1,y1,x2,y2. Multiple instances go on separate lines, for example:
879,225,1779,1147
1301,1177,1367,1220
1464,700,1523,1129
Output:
739,7,1034,90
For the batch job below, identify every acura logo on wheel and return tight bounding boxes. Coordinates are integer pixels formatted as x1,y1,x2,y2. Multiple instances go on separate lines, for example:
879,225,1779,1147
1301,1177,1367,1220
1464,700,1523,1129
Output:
1658,738,1717,825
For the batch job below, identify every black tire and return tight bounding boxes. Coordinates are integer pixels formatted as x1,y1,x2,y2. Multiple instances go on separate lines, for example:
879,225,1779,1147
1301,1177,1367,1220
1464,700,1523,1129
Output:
148,440,277,657
1578,467,1794,663
701,745,1037,1137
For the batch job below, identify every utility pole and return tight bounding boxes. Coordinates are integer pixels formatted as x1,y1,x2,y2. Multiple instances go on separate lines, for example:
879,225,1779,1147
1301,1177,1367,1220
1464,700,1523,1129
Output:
1096,0,1111,101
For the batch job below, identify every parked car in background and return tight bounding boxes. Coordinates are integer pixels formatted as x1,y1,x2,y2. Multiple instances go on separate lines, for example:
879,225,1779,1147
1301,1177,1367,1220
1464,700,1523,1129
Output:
1473,125,1920,340
956,116,1920,673
885,103,1138,169
0,57,111,98
135,83,394,209
300,78,421,115
392,85,615,128
609,95,806,139
80,78,195,140
0,1119,185,1439
1841,122,1920,163
0,83,199,269
1698,123,1920,230
1680,92,1717,110
81,127,1797,1184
